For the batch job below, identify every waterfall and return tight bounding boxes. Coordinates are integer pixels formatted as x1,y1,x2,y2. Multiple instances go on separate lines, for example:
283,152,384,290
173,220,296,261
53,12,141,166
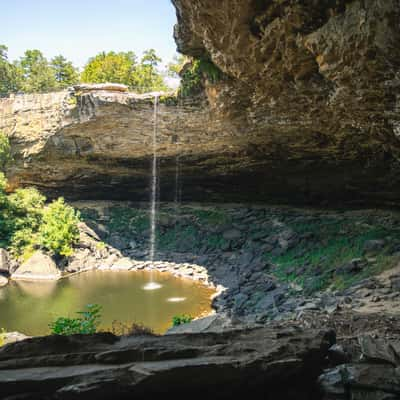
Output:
149,94,158,262
143,94,162,291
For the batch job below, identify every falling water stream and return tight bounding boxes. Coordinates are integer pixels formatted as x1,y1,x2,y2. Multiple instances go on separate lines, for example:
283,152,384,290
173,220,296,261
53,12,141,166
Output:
149,94,158,262
144,94,162,291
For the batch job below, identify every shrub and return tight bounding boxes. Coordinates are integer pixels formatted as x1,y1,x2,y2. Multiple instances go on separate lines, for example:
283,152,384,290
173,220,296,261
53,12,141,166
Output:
179,58,224,97
38,197,80,257
172,314,193,327
49,304,102,335
0,132,11,170
5,187,45,256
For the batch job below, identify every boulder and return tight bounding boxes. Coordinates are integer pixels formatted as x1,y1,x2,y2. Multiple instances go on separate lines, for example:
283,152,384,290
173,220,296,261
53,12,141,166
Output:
1,332,30,346
0,248,9,273
0,275,8,287
111,257,134,271
359,335,400,366
319,364,400,399
11,251,61,281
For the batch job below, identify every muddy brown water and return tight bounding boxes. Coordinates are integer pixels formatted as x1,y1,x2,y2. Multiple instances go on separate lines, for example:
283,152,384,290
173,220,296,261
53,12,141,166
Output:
0,270,215,336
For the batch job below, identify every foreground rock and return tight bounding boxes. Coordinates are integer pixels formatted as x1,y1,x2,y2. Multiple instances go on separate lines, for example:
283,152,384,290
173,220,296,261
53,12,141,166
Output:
319,334,400,399
11,251,61,281
1,332,30,346
0,325,334,399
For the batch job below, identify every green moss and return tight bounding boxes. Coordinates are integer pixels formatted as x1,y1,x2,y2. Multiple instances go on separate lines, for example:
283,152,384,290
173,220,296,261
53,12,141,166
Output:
107,207,149,235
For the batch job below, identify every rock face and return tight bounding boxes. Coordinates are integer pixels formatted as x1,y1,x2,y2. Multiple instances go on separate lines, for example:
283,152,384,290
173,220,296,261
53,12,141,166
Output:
0,325,334,399
1,3,400,205
0,89,230,202
172,0,400,205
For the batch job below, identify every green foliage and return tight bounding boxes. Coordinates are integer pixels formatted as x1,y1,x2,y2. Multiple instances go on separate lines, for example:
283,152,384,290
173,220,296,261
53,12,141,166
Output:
0,132,11,170
0,174,79,258
81,51,137,86
107,206,149,235
49,304,102,335
172,314,193,327
167,54,186,78
266,216,399,294
16,49,58,93
81,49,167,93
38,198,80,257
7,187,46,258
1,44,169,95
179,57,224,97
51,55,79,88
0,45,21,97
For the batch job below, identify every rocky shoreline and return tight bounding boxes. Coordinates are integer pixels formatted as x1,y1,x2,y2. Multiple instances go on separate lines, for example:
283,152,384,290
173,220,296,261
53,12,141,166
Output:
2,201,400,324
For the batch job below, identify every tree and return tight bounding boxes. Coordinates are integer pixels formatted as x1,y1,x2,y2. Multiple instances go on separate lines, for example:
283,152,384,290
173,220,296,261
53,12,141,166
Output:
81,51,137,86
0,45,21,97
51,55,79,88
81,49,167,93
141,49,161,67
167,54,187,78
132,49,167,93
17,49,57,93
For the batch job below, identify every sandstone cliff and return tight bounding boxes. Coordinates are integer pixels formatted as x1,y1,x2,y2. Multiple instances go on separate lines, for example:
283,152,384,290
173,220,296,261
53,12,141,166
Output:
1,0,400,205
172,0,400,205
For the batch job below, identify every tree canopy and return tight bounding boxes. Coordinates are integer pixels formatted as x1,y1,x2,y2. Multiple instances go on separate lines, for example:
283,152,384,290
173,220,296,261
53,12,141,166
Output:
0,46,21,97
80,49,167,93
0,45,169,96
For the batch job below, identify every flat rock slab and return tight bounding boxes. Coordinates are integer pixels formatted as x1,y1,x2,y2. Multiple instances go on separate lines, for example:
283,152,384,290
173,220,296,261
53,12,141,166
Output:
0,325,334,399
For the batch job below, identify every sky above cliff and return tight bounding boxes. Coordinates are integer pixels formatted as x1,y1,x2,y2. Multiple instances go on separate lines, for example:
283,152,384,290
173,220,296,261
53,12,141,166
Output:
2,0,178,69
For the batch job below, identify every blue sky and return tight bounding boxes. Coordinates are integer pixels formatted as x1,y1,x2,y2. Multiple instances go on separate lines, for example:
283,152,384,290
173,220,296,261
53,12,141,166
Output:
2,0,178,68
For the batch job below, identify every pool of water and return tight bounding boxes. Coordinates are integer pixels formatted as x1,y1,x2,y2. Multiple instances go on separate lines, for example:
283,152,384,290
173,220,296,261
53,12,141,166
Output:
0,270,215,336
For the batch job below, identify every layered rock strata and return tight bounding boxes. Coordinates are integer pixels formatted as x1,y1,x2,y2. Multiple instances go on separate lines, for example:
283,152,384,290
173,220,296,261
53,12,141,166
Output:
172,0,400,205
0,325,334,399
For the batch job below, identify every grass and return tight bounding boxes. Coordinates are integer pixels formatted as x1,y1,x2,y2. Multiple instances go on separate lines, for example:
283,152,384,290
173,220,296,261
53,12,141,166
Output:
107,207,149,235
266,216,400,294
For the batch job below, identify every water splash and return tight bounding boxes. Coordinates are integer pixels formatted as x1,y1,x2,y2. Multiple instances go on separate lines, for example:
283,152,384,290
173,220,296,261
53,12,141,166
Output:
149,94,159,262
143,282,163,291
166,297,186,302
